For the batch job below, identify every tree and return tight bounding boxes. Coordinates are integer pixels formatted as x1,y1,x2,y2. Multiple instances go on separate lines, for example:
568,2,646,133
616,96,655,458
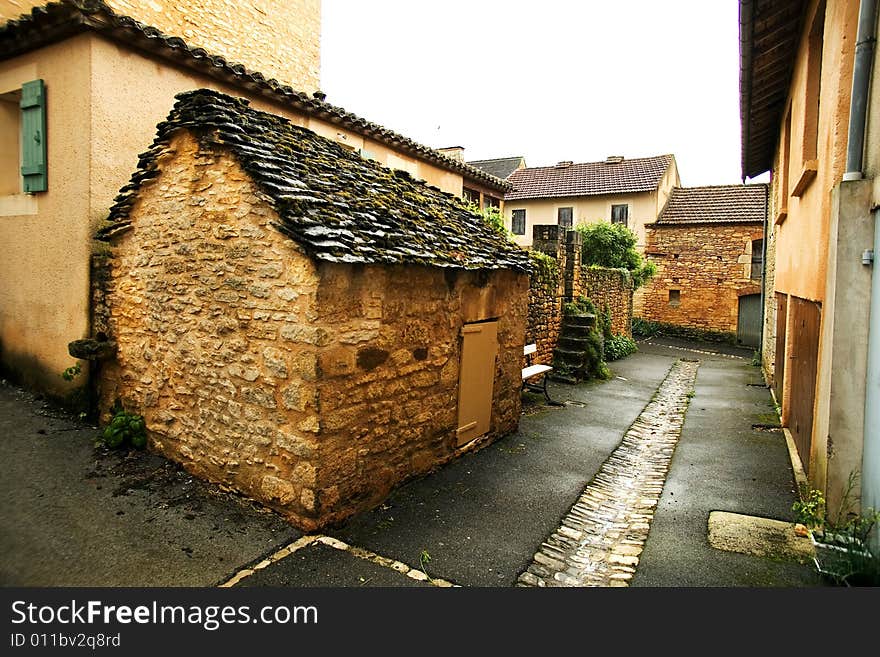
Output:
576,221,656,288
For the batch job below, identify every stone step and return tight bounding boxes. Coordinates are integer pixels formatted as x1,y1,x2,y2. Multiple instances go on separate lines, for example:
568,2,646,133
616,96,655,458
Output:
564,313,596,327
559,336,591,350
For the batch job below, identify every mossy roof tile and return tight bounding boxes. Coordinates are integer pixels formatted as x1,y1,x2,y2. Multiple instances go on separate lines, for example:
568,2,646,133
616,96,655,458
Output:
101,89,529,272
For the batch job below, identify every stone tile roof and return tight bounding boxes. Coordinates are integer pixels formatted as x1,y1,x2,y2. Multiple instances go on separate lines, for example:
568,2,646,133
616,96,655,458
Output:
654,185,767,225
1,0,510,193
505,154,674,201
467,157,526,180
100,89,529,272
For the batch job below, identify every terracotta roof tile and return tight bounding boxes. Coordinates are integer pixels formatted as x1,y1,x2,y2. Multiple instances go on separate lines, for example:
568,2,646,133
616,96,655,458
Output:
100,89,529,272
655,184,767,225
0,0,511,192
505,155,674,201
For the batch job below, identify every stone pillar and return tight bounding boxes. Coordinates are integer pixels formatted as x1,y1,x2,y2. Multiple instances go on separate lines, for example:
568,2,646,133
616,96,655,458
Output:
564,229,583,302
532,225,566,298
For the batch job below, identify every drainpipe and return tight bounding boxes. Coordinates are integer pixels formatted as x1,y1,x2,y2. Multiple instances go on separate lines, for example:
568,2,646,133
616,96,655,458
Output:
759,183,769,356
865,209,880,548
844,0,878,179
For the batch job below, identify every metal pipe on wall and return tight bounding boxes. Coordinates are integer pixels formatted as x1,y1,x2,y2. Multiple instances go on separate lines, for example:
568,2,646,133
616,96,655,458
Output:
864,209,880,548
845,0,878,177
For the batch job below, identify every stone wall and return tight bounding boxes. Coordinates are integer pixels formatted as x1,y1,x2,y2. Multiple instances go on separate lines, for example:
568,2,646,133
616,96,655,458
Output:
526,253,561,366
526,225,634,364
581,268,634,337
312,264,527,526
95,133,528,529
639,223,764,333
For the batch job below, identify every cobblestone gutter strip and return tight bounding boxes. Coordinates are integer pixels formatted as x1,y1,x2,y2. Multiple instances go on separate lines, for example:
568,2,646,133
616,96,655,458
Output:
517,359,699,587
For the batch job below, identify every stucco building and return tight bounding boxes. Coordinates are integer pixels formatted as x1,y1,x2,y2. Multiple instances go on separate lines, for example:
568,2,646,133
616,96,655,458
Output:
0,0,509,400
740,0,879,522
640,185,767,345
501,154,680,250
92,89,529,530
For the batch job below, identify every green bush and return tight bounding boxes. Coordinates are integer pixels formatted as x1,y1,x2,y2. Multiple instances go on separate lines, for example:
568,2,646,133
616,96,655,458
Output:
100,405,147,450
632,317,660,338
604,334,638,361
528,250,558,293
576,221,656,288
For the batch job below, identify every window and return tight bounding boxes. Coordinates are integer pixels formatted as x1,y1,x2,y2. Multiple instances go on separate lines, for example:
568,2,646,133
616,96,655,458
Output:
751,239,764,280
1,79,47,195
463,187,480,205
668,289,681,307
511,209,526,235
611,204,628,226
484,196,500,209
0,90,20,196
557,206,573,228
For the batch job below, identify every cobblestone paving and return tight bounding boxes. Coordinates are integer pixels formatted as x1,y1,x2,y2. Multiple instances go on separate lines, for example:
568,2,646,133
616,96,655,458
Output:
517,359,699,587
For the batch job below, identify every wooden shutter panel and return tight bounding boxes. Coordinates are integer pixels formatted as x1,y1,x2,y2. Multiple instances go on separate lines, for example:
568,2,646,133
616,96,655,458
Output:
20,79,47,193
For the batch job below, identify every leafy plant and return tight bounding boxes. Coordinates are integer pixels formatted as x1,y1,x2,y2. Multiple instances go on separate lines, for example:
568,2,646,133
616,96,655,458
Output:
419,549,433,581
61,362,82,382
604,334,638,361
576,221,656,288
794,473,880,586
528,250,559,293
99,403,147,450
631,317,660,338
466,202,513,240
563,296,597,317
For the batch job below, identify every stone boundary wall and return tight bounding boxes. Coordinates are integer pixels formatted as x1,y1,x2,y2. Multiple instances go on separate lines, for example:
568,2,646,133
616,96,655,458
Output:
581,268,634,337
526,225,635,365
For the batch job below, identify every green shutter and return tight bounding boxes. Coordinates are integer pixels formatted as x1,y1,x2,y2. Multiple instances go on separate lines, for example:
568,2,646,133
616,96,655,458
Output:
20,79,47,193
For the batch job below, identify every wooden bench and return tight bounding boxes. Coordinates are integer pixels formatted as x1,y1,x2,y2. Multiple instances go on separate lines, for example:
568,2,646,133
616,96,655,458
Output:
522,343,559,405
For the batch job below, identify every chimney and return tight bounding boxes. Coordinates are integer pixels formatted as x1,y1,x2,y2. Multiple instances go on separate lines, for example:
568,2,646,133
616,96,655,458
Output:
555,161,573,169
604,155,624,164
438,146,465,162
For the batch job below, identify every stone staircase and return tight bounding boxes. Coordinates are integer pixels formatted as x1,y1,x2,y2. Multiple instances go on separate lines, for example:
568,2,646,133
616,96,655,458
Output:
552,313,598,383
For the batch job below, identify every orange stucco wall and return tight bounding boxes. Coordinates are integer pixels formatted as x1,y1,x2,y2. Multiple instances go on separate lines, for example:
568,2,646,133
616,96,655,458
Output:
0,32,468,397
0,36,93,395
1,0,322,93
771,0,858,303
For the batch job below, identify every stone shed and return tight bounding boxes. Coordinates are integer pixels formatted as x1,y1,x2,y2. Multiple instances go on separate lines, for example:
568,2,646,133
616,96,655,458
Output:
639,185,767,345
91,89,529,530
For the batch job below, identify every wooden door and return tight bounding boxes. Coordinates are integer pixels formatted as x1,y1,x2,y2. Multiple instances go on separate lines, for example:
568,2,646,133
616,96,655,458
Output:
456,321,498,447
774,293,787,401
787,297,820,472
737,293,762,348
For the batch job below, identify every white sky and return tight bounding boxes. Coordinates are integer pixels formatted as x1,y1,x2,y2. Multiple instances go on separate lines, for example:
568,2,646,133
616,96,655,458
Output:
321,0,767,187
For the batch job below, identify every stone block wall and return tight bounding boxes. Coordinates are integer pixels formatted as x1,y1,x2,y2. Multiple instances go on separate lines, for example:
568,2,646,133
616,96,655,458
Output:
95,133,528,529
581,268,634,337
526,225,635,364
526,254,561,366
639,223,764,332
312,264,527,526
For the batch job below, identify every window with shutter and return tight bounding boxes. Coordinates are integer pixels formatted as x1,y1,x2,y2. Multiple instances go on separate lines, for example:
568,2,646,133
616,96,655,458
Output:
20,79,47,193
